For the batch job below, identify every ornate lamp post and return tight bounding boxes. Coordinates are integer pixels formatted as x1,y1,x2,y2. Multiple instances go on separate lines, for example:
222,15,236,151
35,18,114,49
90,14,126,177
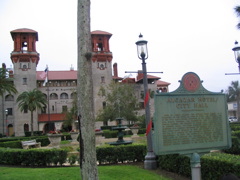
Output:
232,41,240,72
135,34,157,169
5,109,8,136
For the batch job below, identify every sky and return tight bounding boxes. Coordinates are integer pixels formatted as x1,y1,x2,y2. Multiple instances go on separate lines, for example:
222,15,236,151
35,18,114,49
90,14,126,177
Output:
0,0,240,92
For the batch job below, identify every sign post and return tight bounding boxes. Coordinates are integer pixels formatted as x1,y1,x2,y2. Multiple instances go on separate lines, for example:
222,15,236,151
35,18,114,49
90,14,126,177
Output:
153,72,232,179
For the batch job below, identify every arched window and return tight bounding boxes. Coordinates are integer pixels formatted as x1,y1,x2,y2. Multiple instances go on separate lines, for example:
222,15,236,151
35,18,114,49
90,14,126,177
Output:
60,93,68,99
5,94,14,101
24,123,29,132
50,93,58,100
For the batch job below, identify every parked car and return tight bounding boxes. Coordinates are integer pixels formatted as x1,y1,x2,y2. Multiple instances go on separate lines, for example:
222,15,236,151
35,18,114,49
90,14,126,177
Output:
228,116,238,122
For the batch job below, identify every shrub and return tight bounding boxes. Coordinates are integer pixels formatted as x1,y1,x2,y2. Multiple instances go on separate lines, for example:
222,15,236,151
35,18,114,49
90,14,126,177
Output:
223,136,240,155
0,148,68,166
158,152,240,180
103,130,118,138
138,128,146,134
96,144,146,164
0,136,50,148
25,131,32,137
68,154,78,165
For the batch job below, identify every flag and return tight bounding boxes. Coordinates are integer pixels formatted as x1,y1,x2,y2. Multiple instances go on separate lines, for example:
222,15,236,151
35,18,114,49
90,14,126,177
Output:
40,66,48,86
144,91,150,108
43,77,48,86
146,120,152,136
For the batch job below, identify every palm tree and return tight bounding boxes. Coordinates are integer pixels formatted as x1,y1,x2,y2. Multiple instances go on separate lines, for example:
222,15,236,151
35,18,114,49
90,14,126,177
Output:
17,89,47,135
227,81,240,121
0,63,17,97
235,6,240,29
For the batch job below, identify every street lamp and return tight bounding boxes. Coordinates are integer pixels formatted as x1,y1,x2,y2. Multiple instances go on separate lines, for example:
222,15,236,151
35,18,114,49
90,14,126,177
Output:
136,34,157,170
5,109,8,136
232,41,240,72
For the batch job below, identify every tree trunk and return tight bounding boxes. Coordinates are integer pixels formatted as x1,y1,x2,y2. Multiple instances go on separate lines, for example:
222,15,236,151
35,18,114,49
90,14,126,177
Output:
31,111,33,136
77,0,99,179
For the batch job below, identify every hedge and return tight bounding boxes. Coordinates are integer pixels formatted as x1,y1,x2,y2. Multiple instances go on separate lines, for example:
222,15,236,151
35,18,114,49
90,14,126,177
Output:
0,148,68,166
103,130,118,138
96,144,146,164
158,153,240,180
222,136,240,155
0,136,50,148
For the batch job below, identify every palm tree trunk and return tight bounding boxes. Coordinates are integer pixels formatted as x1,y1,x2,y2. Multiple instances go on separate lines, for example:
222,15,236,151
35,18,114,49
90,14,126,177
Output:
77,0,99,179
31,111,33,136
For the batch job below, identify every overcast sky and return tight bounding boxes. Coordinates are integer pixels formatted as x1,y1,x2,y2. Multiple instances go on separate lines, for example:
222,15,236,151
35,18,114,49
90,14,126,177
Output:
0,0,240,92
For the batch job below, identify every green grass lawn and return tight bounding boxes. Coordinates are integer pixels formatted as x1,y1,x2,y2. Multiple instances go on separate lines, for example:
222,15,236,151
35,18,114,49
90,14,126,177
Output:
0,165,170,180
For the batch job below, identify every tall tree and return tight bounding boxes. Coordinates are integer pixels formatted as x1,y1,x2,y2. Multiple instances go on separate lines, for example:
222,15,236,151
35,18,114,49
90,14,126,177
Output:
235,6,240,29
77,0,98,179
96,81,138,124
16,89,47,135
227,81,240,121
63,91,77,131
0,63,17,97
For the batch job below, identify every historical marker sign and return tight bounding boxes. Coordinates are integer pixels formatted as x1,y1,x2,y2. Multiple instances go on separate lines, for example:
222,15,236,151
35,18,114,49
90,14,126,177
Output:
153,72,232,155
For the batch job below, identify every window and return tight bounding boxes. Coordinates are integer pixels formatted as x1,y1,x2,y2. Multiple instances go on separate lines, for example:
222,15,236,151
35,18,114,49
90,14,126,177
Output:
52,105,54,112
103,102,106,109
24,123,29,132
50,93,58,100
22,41,28,51
62,106,67,112
60,93,68,99
101,76,105,83
7,108,13,115
5,95,14,101
41,106,46,114
23,78,27,85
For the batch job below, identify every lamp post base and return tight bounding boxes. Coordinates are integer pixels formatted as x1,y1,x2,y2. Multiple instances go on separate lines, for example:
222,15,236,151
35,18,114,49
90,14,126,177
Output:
144,151,157,170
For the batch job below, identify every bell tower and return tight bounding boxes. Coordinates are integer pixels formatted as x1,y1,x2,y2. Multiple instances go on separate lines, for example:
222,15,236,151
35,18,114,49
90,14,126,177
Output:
10,28,40,136
91,30,113,117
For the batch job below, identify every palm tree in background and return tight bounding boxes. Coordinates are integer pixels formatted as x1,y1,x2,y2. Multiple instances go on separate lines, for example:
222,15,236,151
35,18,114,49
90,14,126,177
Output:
0,63,17,97
234,6,240,29
17,89,47,135
227,81,240,121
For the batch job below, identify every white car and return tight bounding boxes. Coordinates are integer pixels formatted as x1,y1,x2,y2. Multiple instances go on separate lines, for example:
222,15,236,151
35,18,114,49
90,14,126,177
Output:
228,116,238,122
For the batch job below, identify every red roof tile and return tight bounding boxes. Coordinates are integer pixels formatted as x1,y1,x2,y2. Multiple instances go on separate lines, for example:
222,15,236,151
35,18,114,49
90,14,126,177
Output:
38,113,66,122
11,28,38,40
36,70,77,81
156,80,171,86
136,74,160,82
91,30,112,36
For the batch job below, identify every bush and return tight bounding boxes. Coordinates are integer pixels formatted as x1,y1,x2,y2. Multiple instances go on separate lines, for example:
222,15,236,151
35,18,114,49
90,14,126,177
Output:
68,154,78,165
0,136,50,148
96,144,146,164
158,153,240,180
33,131,43,136
223,136,240,155
230,123,240,131
1,141,22,148
0,148,68,166
103,130,118,138
138,128,146,134
25,131,32,137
